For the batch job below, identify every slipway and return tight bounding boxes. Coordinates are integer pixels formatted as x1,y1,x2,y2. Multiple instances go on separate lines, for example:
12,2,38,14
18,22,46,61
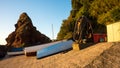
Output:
24,41,62,56
37,40,73,59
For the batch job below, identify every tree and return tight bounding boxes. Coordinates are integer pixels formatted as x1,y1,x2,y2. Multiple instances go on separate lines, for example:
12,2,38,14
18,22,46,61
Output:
57,0,120,40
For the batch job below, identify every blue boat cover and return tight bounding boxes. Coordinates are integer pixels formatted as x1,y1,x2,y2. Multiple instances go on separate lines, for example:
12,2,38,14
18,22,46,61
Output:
37,40,73,59
10,47,23,52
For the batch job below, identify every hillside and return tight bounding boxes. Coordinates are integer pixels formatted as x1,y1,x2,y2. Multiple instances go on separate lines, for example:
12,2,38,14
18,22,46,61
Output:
57,0,120,40
0,42,114,68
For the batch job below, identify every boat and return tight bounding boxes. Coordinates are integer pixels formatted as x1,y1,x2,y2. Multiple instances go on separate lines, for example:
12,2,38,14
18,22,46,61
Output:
7,51,24,56
7,47,24,56
24,41,62,56
9,47,23,52
37,40,73,59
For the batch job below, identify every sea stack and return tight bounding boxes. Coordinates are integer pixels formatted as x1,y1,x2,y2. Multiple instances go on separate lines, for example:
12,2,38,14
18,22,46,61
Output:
6,12,51,48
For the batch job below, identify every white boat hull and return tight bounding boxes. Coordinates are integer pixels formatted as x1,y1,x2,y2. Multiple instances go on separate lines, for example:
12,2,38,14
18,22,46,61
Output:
24,41,63,56
37,40,73,59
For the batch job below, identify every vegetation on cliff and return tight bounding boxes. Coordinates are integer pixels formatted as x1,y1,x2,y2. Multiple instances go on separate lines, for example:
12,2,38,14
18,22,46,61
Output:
57,0,120,40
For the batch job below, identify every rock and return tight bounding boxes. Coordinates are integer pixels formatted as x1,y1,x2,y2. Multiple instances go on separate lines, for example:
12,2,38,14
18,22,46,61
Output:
84,42,120,68
0,45,7,58
6,12,51,48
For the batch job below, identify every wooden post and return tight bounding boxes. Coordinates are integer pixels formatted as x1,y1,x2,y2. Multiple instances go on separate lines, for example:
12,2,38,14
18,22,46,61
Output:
72,42,80,50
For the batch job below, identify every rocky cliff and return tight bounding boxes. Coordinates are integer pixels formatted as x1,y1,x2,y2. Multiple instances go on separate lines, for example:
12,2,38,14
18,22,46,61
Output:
6,12,51,48
0,45,7,58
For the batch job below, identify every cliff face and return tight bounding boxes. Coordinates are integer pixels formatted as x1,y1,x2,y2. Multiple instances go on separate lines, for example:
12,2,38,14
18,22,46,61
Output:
6,13,51,48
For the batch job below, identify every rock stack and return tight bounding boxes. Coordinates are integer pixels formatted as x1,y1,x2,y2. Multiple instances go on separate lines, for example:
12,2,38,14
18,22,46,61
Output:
6,12,51,48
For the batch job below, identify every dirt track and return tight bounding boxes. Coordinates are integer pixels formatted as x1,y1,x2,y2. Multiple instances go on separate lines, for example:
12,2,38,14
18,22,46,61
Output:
0,42,113,68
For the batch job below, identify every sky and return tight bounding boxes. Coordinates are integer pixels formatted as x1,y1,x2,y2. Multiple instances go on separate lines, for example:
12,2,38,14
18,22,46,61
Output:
0,0,72,45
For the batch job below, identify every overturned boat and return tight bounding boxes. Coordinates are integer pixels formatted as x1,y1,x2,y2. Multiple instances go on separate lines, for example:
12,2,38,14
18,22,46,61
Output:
7,51,24,56
24,41,62,56
37,40,73,59
7,47,24,56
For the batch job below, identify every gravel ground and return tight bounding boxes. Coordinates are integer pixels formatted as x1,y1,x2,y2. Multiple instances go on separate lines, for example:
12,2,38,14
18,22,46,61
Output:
0,42,113,68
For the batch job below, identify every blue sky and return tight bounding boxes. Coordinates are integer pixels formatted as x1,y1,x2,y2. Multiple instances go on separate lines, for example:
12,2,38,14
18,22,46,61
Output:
0,0,72,45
